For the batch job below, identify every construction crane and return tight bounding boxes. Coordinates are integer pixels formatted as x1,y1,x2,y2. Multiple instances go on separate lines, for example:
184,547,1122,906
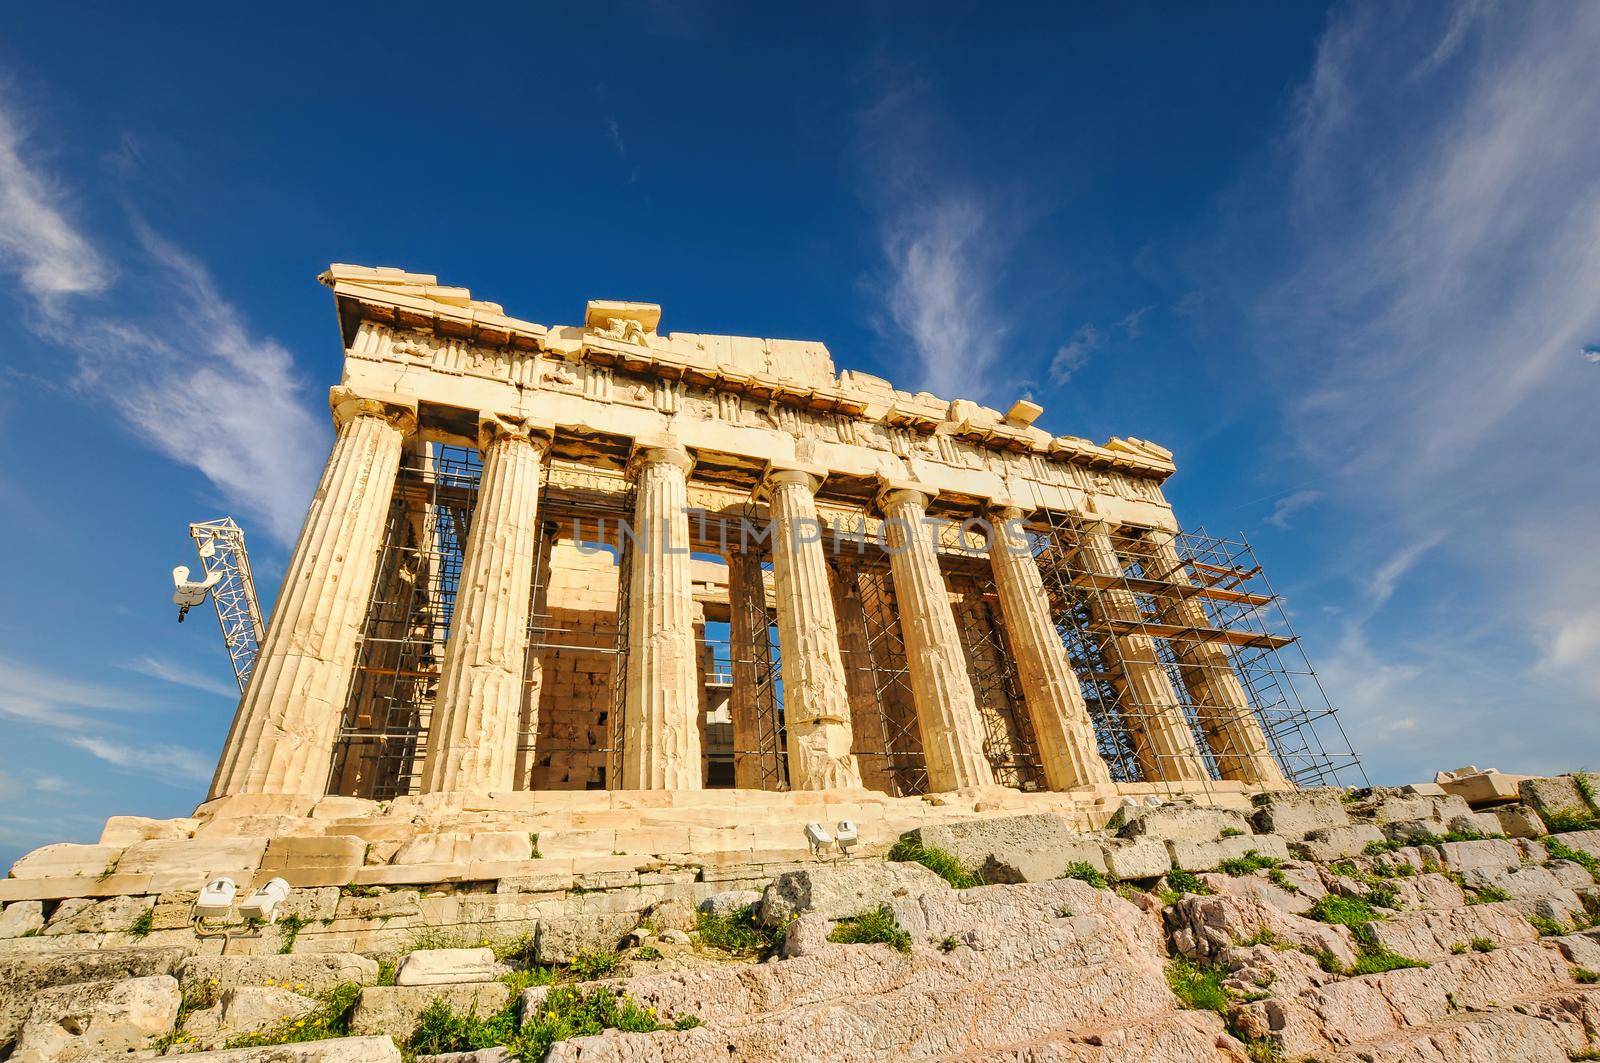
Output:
171,518,266,694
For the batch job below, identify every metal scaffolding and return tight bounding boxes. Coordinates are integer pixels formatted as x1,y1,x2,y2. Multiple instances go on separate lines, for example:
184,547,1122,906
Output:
1031,510,1364,790
186,518,266,694
327,443,480,798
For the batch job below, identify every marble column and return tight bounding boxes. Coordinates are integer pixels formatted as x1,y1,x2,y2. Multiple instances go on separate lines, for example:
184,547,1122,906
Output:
421,415,550,794
620,444,703,789
830,564,895,794
878,483,995,792
765,467,862,790
724,549,772,789
988,507,1112,790
1146,532,1286,786
1077,519,1209,782
209,386,416,799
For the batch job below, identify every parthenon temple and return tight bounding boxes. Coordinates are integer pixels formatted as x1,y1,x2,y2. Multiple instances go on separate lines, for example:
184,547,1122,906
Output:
210,264,1359,808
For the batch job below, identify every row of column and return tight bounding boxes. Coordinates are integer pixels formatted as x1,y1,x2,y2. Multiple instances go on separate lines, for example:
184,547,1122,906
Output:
210,387,1282,801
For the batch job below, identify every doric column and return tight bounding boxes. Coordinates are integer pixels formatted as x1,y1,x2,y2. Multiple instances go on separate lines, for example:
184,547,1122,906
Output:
620,443,702,789
1146,532,1286,786
210,386,416,799
830,563,894,794
764,466,862,790
988,507,1112,790
724,549,773,789
1077,519,1209,782
420,415,550,794
878,481,994,792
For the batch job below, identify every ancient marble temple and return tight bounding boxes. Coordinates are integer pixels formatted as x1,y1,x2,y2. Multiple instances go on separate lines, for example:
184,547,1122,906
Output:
211,265,1314,805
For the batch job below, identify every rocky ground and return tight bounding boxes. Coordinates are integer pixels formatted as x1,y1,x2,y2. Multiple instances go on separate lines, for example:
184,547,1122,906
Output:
5,772,1600,1061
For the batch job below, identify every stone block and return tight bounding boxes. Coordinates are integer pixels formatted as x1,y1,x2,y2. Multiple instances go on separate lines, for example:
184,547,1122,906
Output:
100,816,200,846
1166,832,1289,872
150,1035,402,1061
1368,900,1538,961
903,813,1099,883
391,832,536,866
1369,792,1472,825
1169,892,1356,969
1100,838,1171,881
182,986,318,1048
418,1051,512,1063
0,944,191,1048
1249,788,1351,838
1490,804,1546,839
1294,823,1384,862
335,889,421,921
1118,805,1249,844
758,861,950,927
534,911,637,964
394,947,504,986
350,984,512,1039
0,901,45,939
258,835,365,887
1553,929,1600,969
1550,829,1600,860
1437,769,1527,807
11,973,179,1060
44,894,154,936
178,953,380,999
1439,838,1523,875
7,842,123,880
1519,775,1599,824
116,837,269,883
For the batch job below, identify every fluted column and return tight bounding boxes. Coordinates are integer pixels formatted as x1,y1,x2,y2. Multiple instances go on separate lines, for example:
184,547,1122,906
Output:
620,444,702,789
725,549,774,789
421,415,550,794
1147,532,1285,786
765,467,862,790
988,507,1112,790
210,386,416,799
878,483,994,792
1078,519,1209,782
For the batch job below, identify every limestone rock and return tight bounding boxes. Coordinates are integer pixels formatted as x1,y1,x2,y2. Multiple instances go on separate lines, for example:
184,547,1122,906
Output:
1439,838,1523,875
183,985,319,1048
1368,900,1538,961
44,894,154,935
178,953,381,999
100,815,199,846
1118,804,1249,844
1296,823,1384,862
1385,873,1466,911
697,890,762,919
536,911,637,964
1250,788,1351,838
350,983,512,1039
1489,803,1547,839
336,889,421,921
1100,837,1171,881
0,902,45,939
418,1050,513,1063
1519,775,1599,824
1168,892,1357,968
903,813,1103,883
391,831,536,866
7,842,123,880
1553,829,1600,861
145,1035,402,1061
1194,871,1313,916
1166,832,1289,873
758,860,950,927
394,947,505,986
11,973,179,1061
0,945,190,1049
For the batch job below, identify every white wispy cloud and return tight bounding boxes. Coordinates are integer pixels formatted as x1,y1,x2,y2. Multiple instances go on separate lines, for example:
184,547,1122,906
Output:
1215,2,1600,775
0,91,325,545
855,74,1016,400
123,654,238,700
1050,323,1101,385
65,735,212,787
0,101,113,301
1264,489,1322,530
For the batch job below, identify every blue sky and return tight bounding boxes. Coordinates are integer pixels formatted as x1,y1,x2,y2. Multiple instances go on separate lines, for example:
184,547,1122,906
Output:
2,2,1597,868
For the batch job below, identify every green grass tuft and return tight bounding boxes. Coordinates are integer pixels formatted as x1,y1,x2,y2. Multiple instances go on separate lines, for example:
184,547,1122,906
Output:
1363,839,1403,856
275,914,308,955
887,838,983,889
568,949,619,981
827,905,912,953
1469,936,1496,953
694,904,777,957
1546,837,1600,880
227,983,361,1048
1469,884,1512,904
1060,861,1110,888
1307,893,1379,932
129,909,154,937
1529,914,1569,938
1348,947,1429,975
1218,850,1284,877
1574,967,1600,984
1166,957,1230,1014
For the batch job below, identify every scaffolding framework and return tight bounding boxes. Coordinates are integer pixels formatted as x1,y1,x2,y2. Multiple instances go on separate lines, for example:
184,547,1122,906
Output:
187,518,265,694
1032,511,1364,790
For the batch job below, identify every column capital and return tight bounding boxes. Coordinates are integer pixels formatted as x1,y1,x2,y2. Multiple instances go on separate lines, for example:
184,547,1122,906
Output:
478,412,555,452
985,498,1037,523
629,439,695,477
330,385,418,435
873,475,938,514
759,459,828,498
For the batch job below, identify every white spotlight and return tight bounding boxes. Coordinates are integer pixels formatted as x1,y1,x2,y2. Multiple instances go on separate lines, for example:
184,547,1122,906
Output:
804,821,833,858
834,820,859,857
195,876,238,921
239,877,292,924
